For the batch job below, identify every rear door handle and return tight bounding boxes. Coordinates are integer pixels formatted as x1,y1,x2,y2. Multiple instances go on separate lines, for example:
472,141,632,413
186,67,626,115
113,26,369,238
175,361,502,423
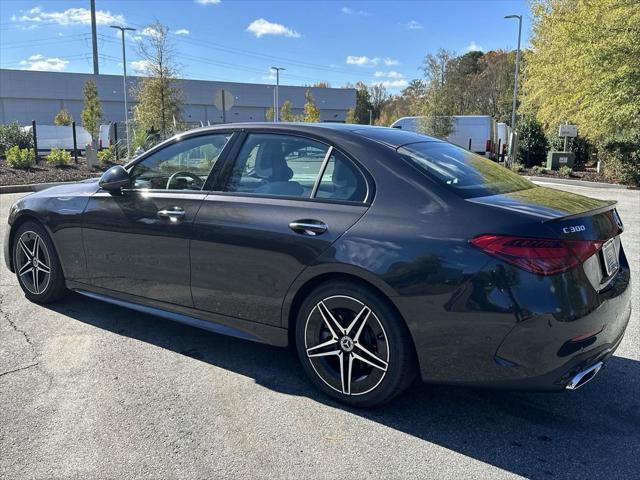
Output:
157,207,186,222
289,220,328,236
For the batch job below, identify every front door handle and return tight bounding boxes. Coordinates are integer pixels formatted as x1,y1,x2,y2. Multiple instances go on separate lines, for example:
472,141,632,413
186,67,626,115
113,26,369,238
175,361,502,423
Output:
157,207,185,222
289,220,327,236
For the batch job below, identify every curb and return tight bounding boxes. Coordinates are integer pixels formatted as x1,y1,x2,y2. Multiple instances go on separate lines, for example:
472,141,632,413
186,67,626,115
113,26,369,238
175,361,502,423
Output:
0,181,76,194
526,176,629,190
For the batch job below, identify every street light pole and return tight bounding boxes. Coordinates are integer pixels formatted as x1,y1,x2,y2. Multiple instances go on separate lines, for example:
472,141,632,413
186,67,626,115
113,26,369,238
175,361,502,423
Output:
110,25,136,157
271,67,285,122
505,14,522,162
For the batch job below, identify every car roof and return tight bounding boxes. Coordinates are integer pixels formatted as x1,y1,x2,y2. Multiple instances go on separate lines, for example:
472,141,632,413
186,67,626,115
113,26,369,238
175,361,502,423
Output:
183,122,443,148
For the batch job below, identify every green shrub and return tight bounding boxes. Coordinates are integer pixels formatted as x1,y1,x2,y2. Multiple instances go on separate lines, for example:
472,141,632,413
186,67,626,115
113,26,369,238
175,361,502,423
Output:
550,135,593,169
599,135,640,186
509,162,525,173
0,122,33,156
46,148,72,166
517,117,549,167
53,108,73,126
97,145,115,167
558,165,573,177
6,146,35,169
531,165,548,175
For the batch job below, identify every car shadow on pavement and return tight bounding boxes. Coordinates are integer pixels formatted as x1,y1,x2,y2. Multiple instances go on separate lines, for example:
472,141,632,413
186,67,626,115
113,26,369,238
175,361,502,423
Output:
49,292,640,480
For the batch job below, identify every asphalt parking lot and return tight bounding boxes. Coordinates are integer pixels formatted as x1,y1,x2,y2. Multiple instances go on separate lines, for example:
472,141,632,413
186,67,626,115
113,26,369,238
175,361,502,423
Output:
1,183,638,480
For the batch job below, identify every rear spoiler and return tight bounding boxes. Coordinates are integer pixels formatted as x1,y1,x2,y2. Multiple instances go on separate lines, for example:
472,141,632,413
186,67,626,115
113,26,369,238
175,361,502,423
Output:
543,200,617,223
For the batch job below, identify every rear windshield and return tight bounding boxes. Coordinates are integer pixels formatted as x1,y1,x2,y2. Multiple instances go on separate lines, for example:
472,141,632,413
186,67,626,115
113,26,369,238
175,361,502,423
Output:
397,141,534,198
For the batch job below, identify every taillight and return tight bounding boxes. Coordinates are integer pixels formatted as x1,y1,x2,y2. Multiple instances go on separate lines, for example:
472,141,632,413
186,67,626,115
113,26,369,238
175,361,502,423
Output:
470,235,603,276
485,140,492,152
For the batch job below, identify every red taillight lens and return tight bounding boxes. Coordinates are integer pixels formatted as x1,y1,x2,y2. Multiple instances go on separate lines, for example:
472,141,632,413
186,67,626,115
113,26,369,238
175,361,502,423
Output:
470,235,603,276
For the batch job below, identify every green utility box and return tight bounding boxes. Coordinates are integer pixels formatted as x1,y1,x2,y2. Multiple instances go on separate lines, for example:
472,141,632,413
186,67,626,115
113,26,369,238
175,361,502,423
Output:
546,151,575,170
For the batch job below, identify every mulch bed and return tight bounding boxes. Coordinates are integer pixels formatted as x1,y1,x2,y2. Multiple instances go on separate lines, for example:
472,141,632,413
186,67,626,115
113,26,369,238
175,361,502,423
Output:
0,157,104,186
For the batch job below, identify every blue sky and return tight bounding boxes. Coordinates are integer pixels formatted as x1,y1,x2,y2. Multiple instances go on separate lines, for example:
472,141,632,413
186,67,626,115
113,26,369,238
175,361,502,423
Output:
0,0,530,91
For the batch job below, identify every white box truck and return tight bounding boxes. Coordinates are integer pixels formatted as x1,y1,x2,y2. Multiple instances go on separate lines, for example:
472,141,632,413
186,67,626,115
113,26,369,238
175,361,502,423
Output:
391,115,498,159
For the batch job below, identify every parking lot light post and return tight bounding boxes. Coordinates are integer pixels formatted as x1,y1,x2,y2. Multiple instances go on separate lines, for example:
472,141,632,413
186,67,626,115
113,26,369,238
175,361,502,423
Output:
505,14,522,163
271,67,285,122
110,25,136,158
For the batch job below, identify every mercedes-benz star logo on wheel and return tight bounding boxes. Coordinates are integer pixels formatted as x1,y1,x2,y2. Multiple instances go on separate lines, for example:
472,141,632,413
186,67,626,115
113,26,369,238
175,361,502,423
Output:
339,336,354,352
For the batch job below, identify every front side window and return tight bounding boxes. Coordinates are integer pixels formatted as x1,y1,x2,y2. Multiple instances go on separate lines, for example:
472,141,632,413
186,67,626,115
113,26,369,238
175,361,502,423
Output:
226,133,329,198
398,141,534,198
130,133,232,190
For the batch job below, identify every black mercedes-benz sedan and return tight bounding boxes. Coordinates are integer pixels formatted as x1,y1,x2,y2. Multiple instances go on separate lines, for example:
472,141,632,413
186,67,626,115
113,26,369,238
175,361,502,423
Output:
4,123,631,407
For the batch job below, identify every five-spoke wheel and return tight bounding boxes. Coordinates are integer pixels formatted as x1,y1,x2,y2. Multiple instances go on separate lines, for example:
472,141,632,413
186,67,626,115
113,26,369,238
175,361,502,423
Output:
13,221,67,303
296,281,416,407
15,230,52,295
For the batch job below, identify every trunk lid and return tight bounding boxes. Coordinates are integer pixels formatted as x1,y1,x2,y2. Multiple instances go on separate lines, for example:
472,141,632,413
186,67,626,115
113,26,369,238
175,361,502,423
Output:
467,186,621,240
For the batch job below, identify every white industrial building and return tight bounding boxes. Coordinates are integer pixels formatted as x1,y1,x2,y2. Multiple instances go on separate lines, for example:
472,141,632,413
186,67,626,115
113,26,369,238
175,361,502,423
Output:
0,69,356,125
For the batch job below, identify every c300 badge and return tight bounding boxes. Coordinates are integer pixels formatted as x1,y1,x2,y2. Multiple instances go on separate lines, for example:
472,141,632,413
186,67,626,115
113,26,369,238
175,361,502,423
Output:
563,224,586,234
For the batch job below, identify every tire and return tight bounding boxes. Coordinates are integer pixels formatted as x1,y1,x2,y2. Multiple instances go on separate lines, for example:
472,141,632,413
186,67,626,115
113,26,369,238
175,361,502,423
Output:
12,221,68,304
295,280,417,408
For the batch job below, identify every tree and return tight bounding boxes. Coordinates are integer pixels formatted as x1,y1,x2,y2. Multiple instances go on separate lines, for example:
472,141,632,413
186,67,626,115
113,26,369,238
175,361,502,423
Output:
303,90,321,122
265,107,274,121
353,81,373,124
54,108,73,126
133,20,183,139
311,82,331,88
524,0,640,141
345,108,357,124
81,80,102,144
369,83,389,121
517,116,549,167
279,100,295,122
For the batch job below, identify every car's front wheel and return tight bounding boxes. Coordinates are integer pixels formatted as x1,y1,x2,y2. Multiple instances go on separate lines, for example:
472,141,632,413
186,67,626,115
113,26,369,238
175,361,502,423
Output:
295,281,417,407
13,221,68,303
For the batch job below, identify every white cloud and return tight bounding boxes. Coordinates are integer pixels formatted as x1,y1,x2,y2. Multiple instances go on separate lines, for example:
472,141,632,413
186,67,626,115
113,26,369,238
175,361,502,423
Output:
341,6,369,16
374,71,404,79
141,26,161,38
466,41,483,52
346,55,379,67
130,60,152,74
13,6,125,26
195,0,221,4
174,29,190,36
383,57,399,66
20,54,68,71
404,20,423,30
372,79,408,89
247,18,300,38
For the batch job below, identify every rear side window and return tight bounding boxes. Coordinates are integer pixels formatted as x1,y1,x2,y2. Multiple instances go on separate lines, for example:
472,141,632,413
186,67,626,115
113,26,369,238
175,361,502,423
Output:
398,142,534,198
315,150,368,202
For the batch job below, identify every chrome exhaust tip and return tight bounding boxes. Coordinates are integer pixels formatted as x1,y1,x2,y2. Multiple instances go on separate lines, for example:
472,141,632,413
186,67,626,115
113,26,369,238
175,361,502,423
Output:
565,362,604,390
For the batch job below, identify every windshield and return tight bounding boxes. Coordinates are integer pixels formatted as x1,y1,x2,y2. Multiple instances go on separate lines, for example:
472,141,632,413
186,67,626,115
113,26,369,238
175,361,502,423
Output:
397,141,534,198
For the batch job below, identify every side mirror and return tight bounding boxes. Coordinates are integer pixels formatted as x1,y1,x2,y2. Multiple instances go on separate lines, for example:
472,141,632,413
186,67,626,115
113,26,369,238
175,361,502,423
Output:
99,165,130,192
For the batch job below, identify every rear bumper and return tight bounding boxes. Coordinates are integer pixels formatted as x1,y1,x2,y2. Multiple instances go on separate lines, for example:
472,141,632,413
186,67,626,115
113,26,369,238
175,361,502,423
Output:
398,258,632,391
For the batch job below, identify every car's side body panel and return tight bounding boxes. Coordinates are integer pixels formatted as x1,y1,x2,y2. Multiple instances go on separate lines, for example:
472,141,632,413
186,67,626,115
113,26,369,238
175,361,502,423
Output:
81,189,207,307
191,194,367,326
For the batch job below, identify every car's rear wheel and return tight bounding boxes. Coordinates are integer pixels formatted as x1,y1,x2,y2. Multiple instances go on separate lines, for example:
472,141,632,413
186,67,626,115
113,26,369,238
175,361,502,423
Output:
295,281,417,407
13,221,67,303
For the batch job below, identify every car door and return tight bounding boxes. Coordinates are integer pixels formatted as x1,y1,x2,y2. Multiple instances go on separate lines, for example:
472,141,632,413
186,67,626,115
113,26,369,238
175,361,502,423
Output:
190,131,371,326
82,132,235,307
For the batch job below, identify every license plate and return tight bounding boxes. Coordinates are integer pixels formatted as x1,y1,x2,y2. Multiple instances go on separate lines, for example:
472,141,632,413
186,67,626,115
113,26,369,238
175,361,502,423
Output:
601,238,619,277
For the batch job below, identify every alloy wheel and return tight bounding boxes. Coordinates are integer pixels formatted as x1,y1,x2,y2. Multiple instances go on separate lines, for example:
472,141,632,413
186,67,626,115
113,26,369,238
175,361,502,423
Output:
304,295,389,396
15,231,51,295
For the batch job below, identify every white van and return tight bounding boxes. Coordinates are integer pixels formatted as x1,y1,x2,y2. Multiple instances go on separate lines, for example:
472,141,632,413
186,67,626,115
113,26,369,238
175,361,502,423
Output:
391,115,498,159
22,124,92,152
496,122,512,160
98,123,116,150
